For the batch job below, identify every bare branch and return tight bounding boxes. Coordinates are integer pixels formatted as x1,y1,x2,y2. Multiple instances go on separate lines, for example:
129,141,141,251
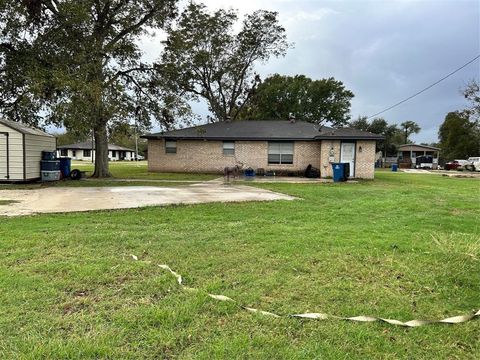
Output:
106,3,160,49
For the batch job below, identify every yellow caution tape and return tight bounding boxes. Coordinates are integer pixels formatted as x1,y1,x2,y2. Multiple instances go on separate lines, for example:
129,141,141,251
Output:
131,255,479,327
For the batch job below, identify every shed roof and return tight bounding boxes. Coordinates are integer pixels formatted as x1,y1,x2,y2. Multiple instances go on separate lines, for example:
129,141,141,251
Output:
0,118,54,137
142,120,384,141
57,141,134,151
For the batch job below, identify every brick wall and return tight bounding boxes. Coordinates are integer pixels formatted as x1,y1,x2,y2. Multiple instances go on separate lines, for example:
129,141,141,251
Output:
147,138,376,178
319,140,376,179
320,140,341,178
148,139,321,173
354,140,376,179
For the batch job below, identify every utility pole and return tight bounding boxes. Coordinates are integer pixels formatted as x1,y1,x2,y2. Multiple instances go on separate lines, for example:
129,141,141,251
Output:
134,117,139,162
135,96,140,164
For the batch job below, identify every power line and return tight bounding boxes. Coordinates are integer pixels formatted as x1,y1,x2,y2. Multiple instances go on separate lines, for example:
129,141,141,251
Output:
367,54,480,119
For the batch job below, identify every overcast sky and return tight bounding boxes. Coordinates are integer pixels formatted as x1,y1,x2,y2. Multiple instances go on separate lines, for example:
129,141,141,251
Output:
139,0,479,143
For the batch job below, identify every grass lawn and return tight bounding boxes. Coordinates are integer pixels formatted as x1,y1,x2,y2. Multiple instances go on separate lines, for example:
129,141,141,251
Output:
0,200,19,205
70,161,218,181
0,162,217,190
0,172,479,359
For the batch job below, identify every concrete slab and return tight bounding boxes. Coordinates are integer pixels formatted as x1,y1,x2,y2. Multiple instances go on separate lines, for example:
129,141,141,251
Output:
0,184,295,216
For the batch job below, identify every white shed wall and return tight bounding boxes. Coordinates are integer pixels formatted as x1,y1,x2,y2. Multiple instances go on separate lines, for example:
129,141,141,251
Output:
0,123,24,181
24,133,56,179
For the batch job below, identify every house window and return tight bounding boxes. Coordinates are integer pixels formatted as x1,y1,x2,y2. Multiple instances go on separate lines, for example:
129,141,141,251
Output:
268,141,294,164
112,150,117,157
165,140,177,154
72,150,76,157
60,149,68,157
223,141,235,155
83,150,91,157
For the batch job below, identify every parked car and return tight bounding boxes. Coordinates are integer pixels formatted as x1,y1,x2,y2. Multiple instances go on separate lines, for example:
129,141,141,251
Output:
131,154,145,161
466,157,480,171
414,155,433,169
444,159,470,170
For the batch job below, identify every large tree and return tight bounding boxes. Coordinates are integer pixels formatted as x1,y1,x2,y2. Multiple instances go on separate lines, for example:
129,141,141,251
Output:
239,74,354,126
158,2,289,122
0,0,179,177
439,112,480,160
400,120,421,144
461,79,480,122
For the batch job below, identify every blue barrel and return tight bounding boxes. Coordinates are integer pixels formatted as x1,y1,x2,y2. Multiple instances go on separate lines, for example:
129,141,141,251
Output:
41,160,60,171
332,163,345,182
42,151,56,160
391,164,398,172
59,157,72,178
244,168,255,177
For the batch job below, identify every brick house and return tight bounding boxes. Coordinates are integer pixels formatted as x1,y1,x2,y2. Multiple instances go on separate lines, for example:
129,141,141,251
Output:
142,120,384,179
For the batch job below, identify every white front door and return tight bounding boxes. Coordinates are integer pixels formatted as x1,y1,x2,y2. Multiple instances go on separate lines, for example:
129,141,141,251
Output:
0,134,8,180
340,142,355,177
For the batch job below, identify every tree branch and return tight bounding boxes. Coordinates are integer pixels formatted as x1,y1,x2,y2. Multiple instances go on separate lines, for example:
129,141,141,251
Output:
106,3,160,49
106,66,153,86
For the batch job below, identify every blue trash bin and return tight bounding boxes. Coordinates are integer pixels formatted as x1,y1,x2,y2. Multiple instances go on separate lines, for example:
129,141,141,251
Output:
244,168,255,178
391,164,398,172
332,163,345,182
41,151,56,161
59,157,72,178
40,160,60,171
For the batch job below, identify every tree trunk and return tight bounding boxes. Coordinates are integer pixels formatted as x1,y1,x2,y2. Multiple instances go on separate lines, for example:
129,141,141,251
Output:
92,123,111,178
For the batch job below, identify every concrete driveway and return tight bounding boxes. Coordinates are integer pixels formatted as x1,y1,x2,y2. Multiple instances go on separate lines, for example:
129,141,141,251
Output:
0,183,295,216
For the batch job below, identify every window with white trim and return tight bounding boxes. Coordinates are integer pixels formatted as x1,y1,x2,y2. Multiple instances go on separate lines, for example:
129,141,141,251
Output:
223,141,235,155
268,142,294,164
165,140,177,154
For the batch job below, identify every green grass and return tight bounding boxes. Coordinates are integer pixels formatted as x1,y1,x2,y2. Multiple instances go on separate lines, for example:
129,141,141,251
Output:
0,162,217,190
0,172,479,359
0,200,19,205
71,161,218,181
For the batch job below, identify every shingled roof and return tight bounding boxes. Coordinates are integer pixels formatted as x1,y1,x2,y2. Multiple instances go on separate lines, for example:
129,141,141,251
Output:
142,120,384,141
57,141,134,151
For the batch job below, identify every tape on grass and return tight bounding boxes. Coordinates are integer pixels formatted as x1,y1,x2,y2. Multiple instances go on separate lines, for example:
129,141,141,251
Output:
131,255,480,327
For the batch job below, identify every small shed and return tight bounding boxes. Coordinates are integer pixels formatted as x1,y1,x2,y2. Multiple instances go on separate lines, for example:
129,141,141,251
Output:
0,118,56,182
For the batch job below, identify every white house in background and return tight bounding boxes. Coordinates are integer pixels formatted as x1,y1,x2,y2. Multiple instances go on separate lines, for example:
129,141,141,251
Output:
0,118,56,182
57,141,135,161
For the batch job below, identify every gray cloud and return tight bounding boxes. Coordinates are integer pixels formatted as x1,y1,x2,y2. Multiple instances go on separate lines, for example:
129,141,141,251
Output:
137,1,479,143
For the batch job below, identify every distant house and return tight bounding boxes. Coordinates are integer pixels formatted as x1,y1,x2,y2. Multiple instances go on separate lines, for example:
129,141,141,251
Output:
142,120,384,179
57,141,135,161
0,118,56,182
397,144,440,169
